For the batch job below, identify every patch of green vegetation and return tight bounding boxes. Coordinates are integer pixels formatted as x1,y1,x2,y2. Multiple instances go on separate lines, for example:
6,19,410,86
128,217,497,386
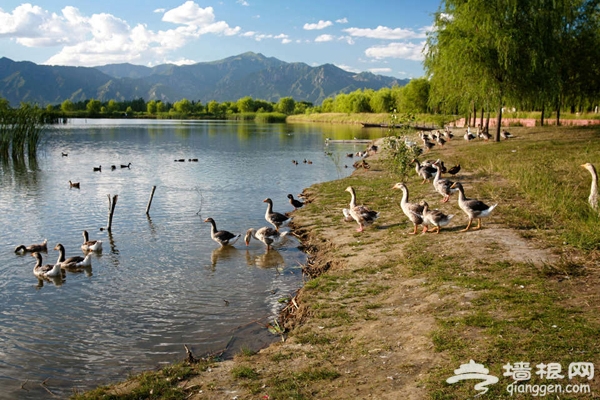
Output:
231,365,259,380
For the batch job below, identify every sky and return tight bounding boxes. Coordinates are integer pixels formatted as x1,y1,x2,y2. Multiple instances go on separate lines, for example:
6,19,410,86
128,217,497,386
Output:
0,0,442,79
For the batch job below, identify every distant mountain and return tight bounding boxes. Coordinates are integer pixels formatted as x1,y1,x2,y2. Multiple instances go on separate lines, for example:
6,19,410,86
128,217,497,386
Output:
0,52,408,107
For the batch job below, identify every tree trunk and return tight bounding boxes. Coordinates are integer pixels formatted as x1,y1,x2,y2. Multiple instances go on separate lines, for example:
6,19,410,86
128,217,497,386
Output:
495,99,503,142
480,107,484,129
540,104,545,126
472,103,477,127
485,110,490,133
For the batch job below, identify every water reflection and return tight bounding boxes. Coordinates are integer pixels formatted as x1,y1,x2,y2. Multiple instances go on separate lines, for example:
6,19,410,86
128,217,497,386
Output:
245,249,286,269
209,246,239,270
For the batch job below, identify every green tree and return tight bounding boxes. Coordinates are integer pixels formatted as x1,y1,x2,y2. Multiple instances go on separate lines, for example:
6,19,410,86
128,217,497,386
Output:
173,98,192,114
86,99,101,115
147,100,157,115
399,78,430,114
61,100,75,112
156,101,165,113
277,97,296,114
237,96,255,113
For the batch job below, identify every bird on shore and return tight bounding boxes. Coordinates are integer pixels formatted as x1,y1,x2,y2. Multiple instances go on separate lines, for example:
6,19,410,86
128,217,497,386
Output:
263,198,291,231
432,162,457,203
204,218,241,247
392,183,424,235
447,164,461,176
344,186,379,232
412,159,437,184
69,180,80,189
31,252,62,278
581,162,598,211
81,230,102,252
54,243,92,269
501,130,514,139
287,194,304,210
15,239,48,254
450,182,497,231
244,227,290,251
420,201,454,234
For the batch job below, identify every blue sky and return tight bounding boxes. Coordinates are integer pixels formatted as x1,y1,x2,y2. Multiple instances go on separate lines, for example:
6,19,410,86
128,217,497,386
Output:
0,0,441,79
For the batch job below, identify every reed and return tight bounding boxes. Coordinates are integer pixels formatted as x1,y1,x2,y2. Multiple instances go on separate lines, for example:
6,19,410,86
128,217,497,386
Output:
254,112,287,123
0,104,46,161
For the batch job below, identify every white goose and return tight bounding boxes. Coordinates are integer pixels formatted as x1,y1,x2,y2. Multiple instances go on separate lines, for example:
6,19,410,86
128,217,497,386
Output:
54,243,92,268
31,252,62,278
581,162,598,210
81,230,102,252
244,227,290,251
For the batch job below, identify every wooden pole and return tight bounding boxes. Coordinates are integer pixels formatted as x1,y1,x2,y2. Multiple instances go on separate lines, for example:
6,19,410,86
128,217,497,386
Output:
146,186,157,215
107,194,118,232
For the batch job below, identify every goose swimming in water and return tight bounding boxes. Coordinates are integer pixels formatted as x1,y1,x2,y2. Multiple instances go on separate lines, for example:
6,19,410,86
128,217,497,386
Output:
31,252,62,278
244,227,290,251
263,198,291,231
69,180,80,188
81,230,102,252
15,239,48,254
54,243,92,268
204,218,241,247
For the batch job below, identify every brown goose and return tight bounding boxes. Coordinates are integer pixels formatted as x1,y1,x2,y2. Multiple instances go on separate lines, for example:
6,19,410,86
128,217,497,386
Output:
420,201,454,234
263,198,291,231
412,159,437,184
450,182,498,231
392,183,424,235
432,162,457,203
81,230,102,252
244,227,290,251
15,239,48,254
344,186,379,232
54,243,92,268
31,252,61,278
69,180,80,188
204,218,241,247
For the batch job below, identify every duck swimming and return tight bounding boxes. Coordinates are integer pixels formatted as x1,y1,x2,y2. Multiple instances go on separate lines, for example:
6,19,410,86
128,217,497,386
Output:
15,239,48,254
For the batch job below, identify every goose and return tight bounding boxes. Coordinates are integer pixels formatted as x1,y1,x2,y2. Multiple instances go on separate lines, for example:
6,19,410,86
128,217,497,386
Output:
287,194,304,210
450,182,498,231
93,166,101,172
204,218,241,247
121,163,132,168
479,130,492,141
244,227,290,251
81,230,102,252
581,162,598,210
412,159,437,184
344,186,380,232
501,130,514,139
432,162,457,203
54,243,92,268
392,183,424,235
31,252,62,278
15,239,48,254
69,180,80,189
420,201,454,234
263,198,291,231
61,152,68,157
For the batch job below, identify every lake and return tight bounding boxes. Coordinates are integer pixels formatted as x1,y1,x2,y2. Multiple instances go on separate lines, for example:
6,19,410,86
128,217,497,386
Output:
0,118,384,399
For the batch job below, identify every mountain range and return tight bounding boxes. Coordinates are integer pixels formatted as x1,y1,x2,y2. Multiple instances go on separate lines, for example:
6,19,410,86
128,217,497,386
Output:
0,52,408,108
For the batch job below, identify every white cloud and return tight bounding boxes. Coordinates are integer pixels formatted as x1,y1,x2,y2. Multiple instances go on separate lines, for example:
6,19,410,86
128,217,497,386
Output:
250,32,290,44
315,34,334,42
336,17,348,24
154,8,166,13
339,35,354,45
303,20,333,30
335,64,360,73
344,25,427,40
1,2,241,66
368,67,392,74
237,0,250,5
365,41,426,61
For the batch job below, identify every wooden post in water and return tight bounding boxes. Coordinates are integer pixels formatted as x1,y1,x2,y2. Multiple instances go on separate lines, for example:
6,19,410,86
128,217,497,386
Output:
146,186,157,215
107,194,118,232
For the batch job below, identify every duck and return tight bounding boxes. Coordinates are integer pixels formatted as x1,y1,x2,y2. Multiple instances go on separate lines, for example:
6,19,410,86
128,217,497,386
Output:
31,252,62,278
344,186,380,232
581,162,598,210
392,183,424,235
287,194,304,210
111,165,117,171
69,180,80,188
54,243,92,268
81,230,103,252
121,163,132,168
412,159,437,184
450,182,498,231
501,129,514,139
61,152,68,157
244,227,290,251
432,161,457,203
15,239,48,254
93,166,102,172
263,198,292,231
447,164,461,176
204,217,241,247
420,201,454,234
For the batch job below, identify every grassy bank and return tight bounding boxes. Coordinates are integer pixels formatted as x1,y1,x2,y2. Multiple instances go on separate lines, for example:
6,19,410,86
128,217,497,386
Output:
73,125,600,399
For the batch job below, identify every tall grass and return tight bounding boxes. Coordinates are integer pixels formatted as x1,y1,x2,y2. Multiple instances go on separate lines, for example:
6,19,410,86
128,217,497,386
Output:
0,104,46,161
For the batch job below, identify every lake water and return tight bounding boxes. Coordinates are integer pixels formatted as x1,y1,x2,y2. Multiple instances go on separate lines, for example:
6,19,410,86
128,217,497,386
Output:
0,118,382,399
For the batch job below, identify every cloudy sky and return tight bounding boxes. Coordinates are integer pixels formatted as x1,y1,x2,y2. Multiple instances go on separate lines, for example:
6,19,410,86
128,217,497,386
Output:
0,0,441,79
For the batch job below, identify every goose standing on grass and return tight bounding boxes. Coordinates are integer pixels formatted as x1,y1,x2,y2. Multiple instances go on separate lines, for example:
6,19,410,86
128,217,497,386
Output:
501,130,514,139
420,201,454,234
392,183,424,235
581,162,598,210
15,239,48,254
432,161,457,203
287,194,304,210
54,243,92,268
263,198,291,231
244,227,290,251
81,230,102,252
204,218,241,247
31,252,62,278
447,164,461,176
412,159,437,184
345,186,380,232
450,182,497,231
